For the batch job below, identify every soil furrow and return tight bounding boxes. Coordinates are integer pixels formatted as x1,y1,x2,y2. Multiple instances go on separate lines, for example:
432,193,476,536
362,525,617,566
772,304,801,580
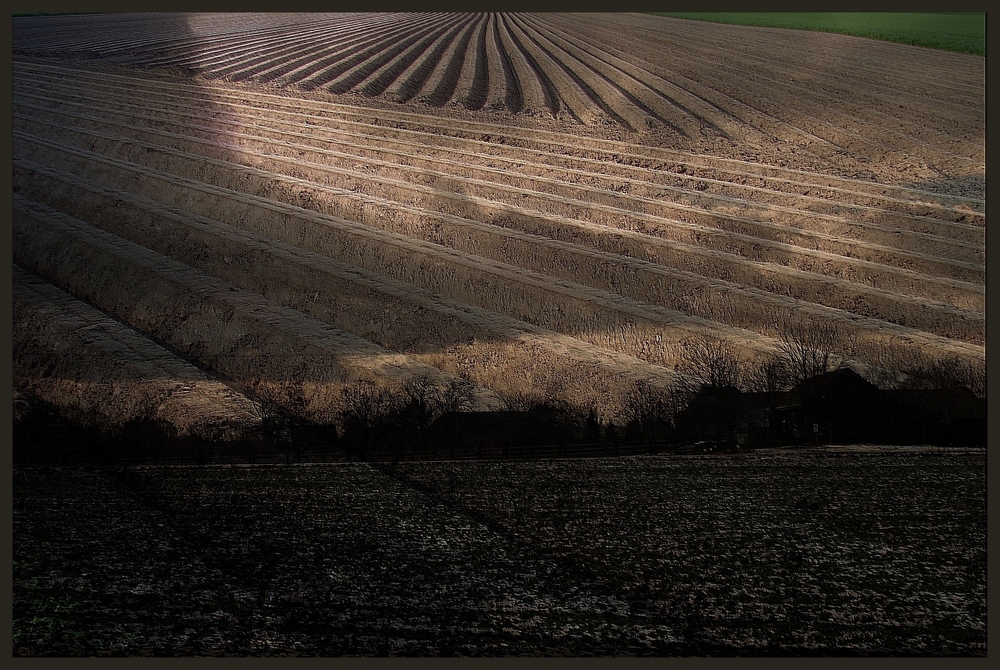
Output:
15,155,984,360
14,130,985,372
22,93,973,257
13,264,263,439
14,167,698,418
13,60,983,211
16,113,981,291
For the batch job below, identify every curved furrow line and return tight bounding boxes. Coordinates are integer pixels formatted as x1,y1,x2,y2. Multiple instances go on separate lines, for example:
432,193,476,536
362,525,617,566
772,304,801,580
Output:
649,23,984,108
134,23,364,79
14,13,344,62
453,15,490,111
13,65,984,229
14,14,206,56
515,13,703,137
480,13,510,112
232,17,412,86
507,14,641,131
501,19,598,125
288,15,439,90
570,14,983,112
16,98,982,274
356,16,471,98
490,13,523,113
126,19,370,73
13,165,687,412
686,22,985,104
495,14,551,117
414,14,486,107
557,16,984,165
647,30,984,162
536,16,859,160
526,14,774,145
187,21,377,82
164,16,408,70
382,16,473,103
130,21,340,68
575,19,980,169
319,18,458,95
653,53,985,168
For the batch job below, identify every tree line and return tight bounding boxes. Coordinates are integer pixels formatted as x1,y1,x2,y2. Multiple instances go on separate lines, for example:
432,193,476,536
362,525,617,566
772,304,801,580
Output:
13,320,984,465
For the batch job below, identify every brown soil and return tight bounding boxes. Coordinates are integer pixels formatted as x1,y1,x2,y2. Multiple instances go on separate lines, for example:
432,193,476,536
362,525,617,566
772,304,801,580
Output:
12,13,984,434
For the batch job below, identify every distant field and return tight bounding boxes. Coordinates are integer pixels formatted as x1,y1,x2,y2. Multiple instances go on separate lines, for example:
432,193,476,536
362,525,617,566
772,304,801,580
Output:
654,13,985,55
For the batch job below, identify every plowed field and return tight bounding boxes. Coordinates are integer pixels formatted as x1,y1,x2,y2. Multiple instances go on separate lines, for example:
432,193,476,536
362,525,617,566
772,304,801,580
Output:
12,13,985,437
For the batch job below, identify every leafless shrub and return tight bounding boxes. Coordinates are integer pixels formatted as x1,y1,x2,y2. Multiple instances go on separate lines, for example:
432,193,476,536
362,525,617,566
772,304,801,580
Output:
12,388,33,424
400,374,476,428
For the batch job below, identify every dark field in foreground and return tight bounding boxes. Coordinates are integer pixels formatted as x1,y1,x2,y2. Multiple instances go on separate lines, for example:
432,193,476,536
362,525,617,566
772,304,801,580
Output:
13,452,985,656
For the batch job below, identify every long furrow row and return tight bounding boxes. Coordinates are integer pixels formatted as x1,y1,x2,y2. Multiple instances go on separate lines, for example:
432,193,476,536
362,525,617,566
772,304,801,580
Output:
10,110,987,355
11,93,984,275
13,264,262,439
12,194,530,421
12,110,984,368
11,75,985,294
11,62,984,252
13,60,983,217
11,166,694,413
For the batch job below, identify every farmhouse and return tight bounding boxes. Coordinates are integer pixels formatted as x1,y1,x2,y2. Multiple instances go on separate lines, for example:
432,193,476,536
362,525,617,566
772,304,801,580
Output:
673,369,986,449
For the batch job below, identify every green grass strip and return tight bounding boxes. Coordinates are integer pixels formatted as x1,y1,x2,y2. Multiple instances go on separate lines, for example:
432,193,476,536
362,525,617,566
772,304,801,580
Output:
652,13,985,56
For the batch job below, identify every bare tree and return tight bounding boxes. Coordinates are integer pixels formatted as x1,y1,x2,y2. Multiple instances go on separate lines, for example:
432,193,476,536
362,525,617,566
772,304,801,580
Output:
777,320,840,393
439,378,476,415
618,379,690,445
681,336,743,391
338,381,394,459
901,355,986,397
745,353,792,395
498,388,539,412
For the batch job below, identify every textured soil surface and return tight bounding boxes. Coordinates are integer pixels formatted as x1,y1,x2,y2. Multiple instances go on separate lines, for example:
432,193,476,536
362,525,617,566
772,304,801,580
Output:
12,12,984,436
12,453,986,656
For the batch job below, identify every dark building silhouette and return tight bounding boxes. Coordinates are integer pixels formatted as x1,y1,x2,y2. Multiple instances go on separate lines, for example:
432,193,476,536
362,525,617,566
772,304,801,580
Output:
673,368,986,449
